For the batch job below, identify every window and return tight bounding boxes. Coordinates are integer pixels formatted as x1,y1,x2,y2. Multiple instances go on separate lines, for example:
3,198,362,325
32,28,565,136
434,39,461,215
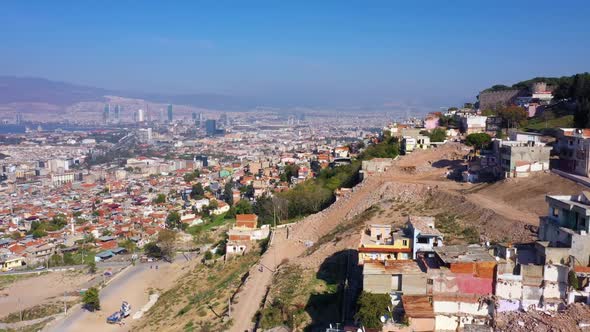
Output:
417,237,429,244
552,208,559,218
427,279,433,285
402,240,408,246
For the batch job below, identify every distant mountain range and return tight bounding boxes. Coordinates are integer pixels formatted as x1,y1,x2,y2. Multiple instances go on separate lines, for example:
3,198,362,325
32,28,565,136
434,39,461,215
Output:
0,76,257,110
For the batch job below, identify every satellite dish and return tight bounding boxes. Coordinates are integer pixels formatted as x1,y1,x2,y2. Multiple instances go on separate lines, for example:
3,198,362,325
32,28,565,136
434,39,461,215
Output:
380,315,386,323
357,329,363,332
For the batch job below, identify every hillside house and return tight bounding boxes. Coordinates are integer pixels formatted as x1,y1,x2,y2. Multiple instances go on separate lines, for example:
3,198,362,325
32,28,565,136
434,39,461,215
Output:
494,243,568,312
554,128,590,177
497,141,551,178
406,216,443,259
460,116,487,135
428,245,496,330
540,193,590,266
0,252,24,271
225,214,269,256
358,224,412,264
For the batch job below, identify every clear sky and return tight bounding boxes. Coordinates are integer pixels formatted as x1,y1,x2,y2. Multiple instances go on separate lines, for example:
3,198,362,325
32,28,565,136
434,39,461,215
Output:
1,0,589,110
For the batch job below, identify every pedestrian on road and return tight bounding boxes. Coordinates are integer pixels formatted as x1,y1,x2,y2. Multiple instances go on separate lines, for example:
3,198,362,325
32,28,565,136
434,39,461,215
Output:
156,265,158,270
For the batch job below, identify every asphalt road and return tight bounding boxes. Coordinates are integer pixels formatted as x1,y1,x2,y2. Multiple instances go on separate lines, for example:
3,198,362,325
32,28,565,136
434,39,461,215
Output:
44,263,149,332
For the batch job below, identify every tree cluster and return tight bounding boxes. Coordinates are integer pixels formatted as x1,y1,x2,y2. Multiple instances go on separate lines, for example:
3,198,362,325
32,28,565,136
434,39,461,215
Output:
28,215,68,239
355,292,391,329
465,133,491,151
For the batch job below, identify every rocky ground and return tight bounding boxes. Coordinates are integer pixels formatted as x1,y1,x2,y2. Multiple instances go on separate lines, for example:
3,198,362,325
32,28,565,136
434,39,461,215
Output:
495,303,590,332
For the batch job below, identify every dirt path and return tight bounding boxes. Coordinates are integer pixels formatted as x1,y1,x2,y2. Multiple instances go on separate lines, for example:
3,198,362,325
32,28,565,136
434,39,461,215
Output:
466,192,539,225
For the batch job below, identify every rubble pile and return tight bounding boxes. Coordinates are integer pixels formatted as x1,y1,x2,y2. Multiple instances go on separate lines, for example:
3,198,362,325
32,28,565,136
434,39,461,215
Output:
495,303,590,332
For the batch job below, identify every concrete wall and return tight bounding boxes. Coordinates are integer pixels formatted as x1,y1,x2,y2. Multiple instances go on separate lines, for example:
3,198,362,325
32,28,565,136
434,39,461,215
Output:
363,274,391,294
500,144,551,174
407,317,435,332
543,282,567,299
571,233,590,266
402,273,427,295
539,220,573,247
522,285,542,309
433,300,490,316
496,275,523,299
434,314,488,331
544,264,568,283
479,89,527,110
496,299,521,313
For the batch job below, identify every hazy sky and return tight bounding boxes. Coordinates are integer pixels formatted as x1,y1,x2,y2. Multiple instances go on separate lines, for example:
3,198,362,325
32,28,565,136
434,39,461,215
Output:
1,0,589,110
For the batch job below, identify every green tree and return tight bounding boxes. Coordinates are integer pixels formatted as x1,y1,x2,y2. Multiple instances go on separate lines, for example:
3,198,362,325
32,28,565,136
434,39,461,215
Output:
574,98,590,128
183,172,196,183
498,105,527,128
119,239,136,252
190,183,205,199
355,292,391,329
438,115,457,127
166,211,181,229
223,181,234,206
280,164,300,183
87,261,97,274
244,184,255,199
49,254,62,267
465,133,492,151
235,200,254,214
82,287,100,311
429,128,447,142
144,242,162,258
157,229,177,262
32,228,47,239
154,193,166,204
569,270,579,290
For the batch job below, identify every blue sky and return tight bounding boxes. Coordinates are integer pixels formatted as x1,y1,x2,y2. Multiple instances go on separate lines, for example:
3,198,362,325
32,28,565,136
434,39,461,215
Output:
1,0,589,109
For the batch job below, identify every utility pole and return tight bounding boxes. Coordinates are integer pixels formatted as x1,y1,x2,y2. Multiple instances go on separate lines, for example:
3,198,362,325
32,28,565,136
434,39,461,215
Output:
64,291,67,314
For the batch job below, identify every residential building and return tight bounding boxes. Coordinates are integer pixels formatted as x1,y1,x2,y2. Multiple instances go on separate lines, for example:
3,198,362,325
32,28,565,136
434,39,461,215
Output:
415,135,431,150
554,128,590,177
428,245,496,330
497,141,551,178
406,216,443,259
401,136,417,154
362,260,428,301
460,115,487,134
494,243,568,312
225,214,269,256
540,193,590,266
358,224,412,264
0,252,24,271
509,131,543,143
361,158,394,174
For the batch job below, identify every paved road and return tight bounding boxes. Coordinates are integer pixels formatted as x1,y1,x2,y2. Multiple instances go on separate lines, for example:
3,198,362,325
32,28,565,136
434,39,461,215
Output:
44,254,190,332
44,263,148,332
